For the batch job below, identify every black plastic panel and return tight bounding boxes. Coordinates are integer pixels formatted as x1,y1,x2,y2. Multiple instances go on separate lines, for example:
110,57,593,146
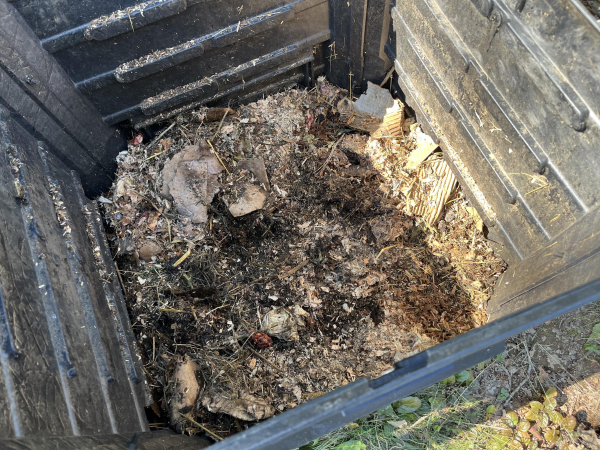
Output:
389,0,600,264
10,0,331,126
209,276,600,450
0,0,126,196
0,106,148,438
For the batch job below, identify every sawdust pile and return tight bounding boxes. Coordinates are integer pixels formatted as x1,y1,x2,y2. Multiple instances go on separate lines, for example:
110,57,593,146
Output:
101,78,505,439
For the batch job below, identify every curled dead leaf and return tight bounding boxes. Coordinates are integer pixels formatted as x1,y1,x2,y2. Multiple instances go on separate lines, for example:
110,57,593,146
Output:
201,391,274,421
169,355,203,430
529,423,543,440
261,306,309,341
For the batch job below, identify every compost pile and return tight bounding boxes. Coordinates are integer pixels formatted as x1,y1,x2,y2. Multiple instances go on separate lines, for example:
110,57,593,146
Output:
102,78,506,438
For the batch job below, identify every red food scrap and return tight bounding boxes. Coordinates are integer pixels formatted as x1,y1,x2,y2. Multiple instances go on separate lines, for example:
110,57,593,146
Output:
130,134,143,146
250,332,272,349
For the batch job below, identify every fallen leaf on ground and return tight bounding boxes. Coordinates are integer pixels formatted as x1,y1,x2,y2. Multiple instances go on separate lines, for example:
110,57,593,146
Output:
161,141,224,224
227,184,268,217
201,391,274,421
237,158,270,191
169,355,203,430
261,306,309,341
204,107,235,122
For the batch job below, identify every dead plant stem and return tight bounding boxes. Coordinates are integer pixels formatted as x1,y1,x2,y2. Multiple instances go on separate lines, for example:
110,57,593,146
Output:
278,259,309,279
211,107,231,141
207,140,231,176
147,122,176,150
249,347,283,372
182,414,223,441
314,138,343,174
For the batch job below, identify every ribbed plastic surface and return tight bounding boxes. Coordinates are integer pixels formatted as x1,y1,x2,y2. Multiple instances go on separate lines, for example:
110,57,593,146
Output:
389,0,600,265
0,107,148,438
11,0,330,126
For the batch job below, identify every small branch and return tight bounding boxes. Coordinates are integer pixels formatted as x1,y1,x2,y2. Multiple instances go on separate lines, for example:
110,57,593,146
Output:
379,67,395,87
211,106,232,141
147,122,176,150
314,138,343,174
182,414,223,441
375,244,402,261
504,378,528,404
207,140,230,176
525,184,549,196
248,347,283,372
127,11,135,33
173,247,192,267
114,261,126,293
278,260,309,279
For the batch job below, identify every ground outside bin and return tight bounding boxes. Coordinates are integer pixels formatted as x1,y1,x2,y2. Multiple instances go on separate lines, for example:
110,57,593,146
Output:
0,0,599,448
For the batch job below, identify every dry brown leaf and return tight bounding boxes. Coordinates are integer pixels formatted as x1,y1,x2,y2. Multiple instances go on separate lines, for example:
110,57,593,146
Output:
227,184,268,217
160,138,172,151
169,355,203,430
147,211,160,231
261,306,309,341
162,142,224,224
201,391,274,421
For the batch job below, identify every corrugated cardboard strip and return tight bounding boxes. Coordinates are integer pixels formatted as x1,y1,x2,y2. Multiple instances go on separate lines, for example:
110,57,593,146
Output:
337,82,404,138
404,155,457,225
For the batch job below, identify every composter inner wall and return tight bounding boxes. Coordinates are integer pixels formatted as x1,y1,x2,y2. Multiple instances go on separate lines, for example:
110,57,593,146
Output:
0,0,599,447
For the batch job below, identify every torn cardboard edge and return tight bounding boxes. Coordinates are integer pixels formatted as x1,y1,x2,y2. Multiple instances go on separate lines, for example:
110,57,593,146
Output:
405,125,439,170
337,82,404,138
404,154,457,225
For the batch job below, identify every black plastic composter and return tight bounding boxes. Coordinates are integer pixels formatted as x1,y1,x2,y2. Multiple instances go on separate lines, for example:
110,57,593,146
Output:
0,0,599,448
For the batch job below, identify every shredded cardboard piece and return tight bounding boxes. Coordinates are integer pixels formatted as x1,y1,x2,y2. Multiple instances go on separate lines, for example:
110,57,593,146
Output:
405,155,458,225
338,82,404,138
405,126,439,170
353,82,395,120
202,391,275,421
